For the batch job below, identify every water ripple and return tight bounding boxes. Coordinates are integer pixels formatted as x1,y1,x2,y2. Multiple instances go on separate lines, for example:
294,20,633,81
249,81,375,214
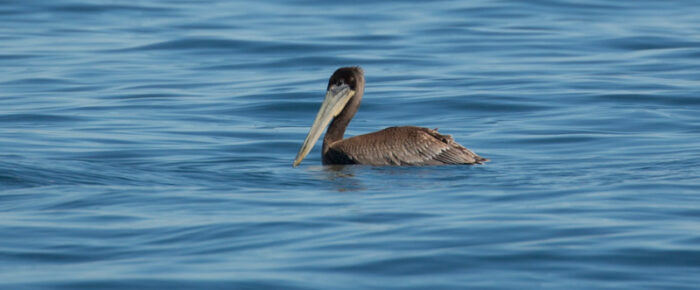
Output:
1,0,700,289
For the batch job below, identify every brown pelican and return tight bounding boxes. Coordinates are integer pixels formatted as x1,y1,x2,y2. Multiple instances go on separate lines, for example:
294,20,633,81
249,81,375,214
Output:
293,67,488,167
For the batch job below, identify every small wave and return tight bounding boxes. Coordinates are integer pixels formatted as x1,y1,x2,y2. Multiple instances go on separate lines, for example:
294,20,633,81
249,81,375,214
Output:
0,113,84,123
113,37,364,54
600,36,700,51
50,3,175,14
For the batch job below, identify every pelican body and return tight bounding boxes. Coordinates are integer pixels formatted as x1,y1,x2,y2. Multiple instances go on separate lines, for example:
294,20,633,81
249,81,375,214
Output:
293,67,487,167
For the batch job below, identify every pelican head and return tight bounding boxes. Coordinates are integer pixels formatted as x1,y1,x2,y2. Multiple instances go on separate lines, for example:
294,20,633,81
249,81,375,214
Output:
293,67,364,167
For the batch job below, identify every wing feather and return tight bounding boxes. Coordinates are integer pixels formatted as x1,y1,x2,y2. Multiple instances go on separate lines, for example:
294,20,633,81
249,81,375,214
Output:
327,126,487,166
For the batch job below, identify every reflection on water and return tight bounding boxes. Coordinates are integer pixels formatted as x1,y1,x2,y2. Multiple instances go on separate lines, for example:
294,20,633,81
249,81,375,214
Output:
320,165,365,192
316,164,489,193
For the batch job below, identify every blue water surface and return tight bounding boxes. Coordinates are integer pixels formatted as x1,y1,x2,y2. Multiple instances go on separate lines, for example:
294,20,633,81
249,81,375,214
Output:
1,0,700,289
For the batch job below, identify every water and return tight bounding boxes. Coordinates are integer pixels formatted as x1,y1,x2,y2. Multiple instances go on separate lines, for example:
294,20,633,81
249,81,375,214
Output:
1,0,700,289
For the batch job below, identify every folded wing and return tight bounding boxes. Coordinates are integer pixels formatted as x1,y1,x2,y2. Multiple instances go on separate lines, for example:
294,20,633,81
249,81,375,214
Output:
326,126,488,166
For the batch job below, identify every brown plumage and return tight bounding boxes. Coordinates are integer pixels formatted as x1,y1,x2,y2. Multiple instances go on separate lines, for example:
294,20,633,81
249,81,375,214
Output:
325,126,487,166
293,66,488,167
